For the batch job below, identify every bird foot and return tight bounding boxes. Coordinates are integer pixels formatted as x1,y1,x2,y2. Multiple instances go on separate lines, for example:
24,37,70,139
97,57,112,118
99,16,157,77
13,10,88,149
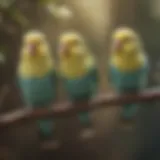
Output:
119,117,134,131
41,139,61,150
80,128,96,140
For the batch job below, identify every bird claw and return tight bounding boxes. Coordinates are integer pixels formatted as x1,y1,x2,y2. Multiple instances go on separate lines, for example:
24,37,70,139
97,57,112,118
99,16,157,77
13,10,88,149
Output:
41,139,61,150
80,128,96,140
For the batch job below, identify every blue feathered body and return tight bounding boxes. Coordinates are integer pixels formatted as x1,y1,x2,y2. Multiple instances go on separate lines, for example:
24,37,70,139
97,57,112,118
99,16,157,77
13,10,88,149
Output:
18,71,57,107
18,71,57,137
63,67,97,101
109,62,149,119
110,63,148,91
62,67,97,125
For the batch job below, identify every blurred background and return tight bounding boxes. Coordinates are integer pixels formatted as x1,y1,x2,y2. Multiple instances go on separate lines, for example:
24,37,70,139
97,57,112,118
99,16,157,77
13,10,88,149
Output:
0,0,160,160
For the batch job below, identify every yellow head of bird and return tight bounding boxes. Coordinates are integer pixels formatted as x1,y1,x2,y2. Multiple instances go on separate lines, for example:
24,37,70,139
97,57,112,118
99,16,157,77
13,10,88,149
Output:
58,31,84,58
111,27,141,56
21,30,47,58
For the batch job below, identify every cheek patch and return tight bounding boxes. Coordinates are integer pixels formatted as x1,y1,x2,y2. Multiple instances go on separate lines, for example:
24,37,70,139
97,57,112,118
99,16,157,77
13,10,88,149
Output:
112,40,122,51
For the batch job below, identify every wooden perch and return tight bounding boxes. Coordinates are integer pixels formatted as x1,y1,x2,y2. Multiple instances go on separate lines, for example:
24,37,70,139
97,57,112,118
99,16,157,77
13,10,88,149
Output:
0,87,159,128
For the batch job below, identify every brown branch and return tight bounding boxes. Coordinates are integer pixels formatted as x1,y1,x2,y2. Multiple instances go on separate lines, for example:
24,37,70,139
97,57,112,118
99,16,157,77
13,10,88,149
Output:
0,87,159,128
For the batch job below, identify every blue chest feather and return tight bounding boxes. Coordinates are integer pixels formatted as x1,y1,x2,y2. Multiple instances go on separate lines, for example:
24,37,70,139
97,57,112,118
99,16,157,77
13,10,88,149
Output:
110,63,149,90
18,72,57,106
63,68,97,101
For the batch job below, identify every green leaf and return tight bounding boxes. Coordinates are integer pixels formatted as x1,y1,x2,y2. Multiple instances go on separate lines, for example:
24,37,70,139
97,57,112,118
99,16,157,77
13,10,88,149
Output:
39,0,54,5
9,8,29,27
46,3,59,16
0,0,15,9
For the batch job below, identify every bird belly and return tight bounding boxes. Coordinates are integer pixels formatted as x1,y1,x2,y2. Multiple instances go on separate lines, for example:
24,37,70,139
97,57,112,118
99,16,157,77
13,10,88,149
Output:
110,64,148,91
64,69,96,101
18,74,56,106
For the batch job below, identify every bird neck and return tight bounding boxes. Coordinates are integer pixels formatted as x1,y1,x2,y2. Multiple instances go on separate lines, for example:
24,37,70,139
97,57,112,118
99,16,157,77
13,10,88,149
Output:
59,55,92,79
18,56,54,78
111,53,145,72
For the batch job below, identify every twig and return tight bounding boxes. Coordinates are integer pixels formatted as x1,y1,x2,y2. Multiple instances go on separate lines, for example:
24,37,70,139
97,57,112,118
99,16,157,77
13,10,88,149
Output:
0,87,159,128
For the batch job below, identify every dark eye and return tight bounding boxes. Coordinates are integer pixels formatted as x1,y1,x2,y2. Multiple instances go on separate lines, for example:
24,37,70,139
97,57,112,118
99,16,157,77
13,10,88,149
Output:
36,41,41,46
123,37,130,42
122,37,134,43
70,40,79,46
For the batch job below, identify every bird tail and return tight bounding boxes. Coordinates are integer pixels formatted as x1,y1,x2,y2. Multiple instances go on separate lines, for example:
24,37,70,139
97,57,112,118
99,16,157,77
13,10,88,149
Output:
78,111,91,126
37,119,54,138
121,103,139,120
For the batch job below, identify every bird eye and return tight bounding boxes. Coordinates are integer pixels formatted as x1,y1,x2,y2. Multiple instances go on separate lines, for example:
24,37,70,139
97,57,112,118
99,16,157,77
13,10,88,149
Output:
70,40,79,46
122,37,130,43
123,36,135,43
36,40,41,46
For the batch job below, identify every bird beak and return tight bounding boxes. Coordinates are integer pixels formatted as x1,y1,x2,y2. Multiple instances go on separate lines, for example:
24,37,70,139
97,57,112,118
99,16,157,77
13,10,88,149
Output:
113,39,122,51
28,43,37,56
59,44,70,57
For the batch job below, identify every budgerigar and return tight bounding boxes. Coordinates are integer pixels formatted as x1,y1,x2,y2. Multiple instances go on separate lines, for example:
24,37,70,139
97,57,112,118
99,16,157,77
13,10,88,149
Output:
109,27,149,120
17,30,57,140
58,31,98,137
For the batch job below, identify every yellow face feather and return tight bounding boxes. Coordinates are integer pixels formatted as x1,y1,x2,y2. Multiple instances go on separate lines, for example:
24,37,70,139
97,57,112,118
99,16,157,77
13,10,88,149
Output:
110,27,145,71
58,31,95,79
18,30,54,78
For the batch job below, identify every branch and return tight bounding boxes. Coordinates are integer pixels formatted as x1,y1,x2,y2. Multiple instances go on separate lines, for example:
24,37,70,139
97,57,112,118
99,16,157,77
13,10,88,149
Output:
0,87,159,128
